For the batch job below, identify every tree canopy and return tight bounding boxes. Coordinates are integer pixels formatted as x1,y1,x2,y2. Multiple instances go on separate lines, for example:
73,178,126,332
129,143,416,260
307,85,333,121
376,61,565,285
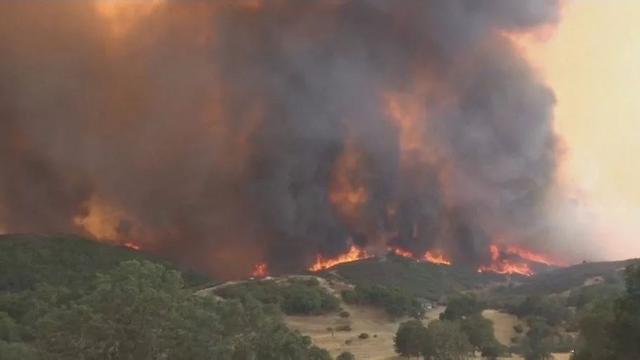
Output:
0,259,331,359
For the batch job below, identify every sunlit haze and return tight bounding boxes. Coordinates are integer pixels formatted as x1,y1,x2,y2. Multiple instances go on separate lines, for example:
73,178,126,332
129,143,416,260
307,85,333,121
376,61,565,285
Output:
516,0,640,260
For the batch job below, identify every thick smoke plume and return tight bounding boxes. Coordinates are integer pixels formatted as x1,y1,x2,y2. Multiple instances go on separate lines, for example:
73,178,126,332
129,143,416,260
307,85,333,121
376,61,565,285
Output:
0,1,573,278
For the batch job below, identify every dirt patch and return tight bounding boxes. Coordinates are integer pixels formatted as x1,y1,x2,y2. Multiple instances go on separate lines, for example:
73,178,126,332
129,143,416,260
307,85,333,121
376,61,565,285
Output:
482,309,524,346
286,304,445,360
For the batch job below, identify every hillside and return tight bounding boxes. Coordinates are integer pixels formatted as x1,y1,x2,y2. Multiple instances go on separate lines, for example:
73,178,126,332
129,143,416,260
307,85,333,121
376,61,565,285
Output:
0,234,212,293
488,258,639,301
320,254,512,300
319,254,639,303
0,234,331,359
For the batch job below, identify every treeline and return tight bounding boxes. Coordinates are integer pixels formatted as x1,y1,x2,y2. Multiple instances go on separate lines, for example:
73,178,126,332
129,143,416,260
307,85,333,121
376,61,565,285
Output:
215,277,340,315
571,265,640,359
395,294,505,359
496,264,640,360
0,234,211,293
0,260,334,359
341,284,424,318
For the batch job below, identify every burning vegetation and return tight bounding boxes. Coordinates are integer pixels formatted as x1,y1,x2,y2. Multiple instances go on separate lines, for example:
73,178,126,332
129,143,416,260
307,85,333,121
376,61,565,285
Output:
309,245,372,272
251,262,269,278
424,251,452,266
0,0,581,278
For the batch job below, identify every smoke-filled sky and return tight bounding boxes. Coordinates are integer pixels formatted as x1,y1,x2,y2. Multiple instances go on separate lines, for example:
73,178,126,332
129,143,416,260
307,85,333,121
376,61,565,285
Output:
515,0,640,261
1,0,626,278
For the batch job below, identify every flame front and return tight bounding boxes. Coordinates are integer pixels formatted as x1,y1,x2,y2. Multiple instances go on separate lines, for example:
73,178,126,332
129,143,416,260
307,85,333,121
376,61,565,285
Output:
388,246,415,258
309,245,372,272
478,244,534,276
251,262,269,278
504,244,566,267
74,197,127,243
424,250,452,266
123,242,141,251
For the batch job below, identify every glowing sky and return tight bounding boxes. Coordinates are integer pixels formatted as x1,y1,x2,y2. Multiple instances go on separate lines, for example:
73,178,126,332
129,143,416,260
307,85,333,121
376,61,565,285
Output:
520,0,640,259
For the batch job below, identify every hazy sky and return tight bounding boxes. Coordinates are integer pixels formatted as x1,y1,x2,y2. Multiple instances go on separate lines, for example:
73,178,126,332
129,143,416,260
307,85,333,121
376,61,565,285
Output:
519,0,640,259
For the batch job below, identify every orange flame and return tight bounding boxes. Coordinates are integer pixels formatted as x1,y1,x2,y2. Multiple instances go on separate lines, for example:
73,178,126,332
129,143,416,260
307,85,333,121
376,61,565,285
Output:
478,244,534,276
424,250,452,266
251,262,269,278
123,242,141,251
387,246,415,258
309,245,371,272
504,244,566,267
74,197,126,243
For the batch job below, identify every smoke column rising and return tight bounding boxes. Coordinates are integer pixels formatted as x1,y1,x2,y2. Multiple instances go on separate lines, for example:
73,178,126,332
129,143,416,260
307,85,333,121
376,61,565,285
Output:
0,1,582,278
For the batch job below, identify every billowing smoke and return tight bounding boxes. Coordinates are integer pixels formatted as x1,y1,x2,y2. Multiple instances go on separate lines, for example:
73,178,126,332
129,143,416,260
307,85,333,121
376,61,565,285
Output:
0,1,574,278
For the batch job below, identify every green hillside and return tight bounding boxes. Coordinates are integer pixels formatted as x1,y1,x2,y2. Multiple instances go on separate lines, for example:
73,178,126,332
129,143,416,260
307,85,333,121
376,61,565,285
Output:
491,258,639,298
0,234,211,292
0,234,332,359
322,254,509,301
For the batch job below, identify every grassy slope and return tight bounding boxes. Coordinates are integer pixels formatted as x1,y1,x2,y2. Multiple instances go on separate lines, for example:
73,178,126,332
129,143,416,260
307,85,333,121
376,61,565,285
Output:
492,258,639,298
324,254,639,301
324,254,510,300
0,233,212,293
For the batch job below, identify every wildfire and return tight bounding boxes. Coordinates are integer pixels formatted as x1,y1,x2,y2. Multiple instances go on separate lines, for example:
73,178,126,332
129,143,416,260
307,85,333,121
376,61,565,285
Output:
309,245,372,272
504,244,566,267
387,246,414,258
123,242,141,251
478,244,534,276
424,250,452,266
74,197,127,243
251,262,269,278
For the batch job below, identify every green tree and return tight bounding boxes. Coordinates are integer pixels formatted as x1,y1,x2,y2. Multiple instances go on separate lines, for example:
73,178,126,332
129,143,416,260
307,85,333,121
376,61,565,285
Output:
394,320,427,358
610,265,640,359
337,351,355,360
460,314,505,358
440,294,482,321
308,346,333,360
0,312,20,342
30,260,329,360
36,260,222,360
574,265,640,360
572,300,616,360
0,341,39,360
424,320,473,360
521,317,553,360
514,295,570,326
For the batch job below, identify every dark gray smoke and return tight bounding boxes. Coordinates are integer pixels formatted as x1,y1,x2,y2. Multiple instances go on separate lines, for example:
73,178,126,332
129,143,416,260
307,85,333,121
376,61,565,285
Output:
0,1,565,277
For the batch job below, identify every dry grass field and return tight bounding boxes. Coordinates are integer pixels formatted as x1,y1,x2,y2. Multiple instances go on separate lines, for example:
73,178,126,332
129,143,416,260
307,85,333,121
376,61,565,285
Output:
203,275,571,359
285,280,571,360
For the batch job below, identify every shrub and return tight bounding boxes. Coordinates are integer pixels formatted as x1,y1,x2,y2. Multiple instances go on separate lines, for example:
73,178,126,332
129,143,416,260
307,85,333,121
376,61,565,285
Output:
514,324,524,334
513,295,571,326
339,310,351,318
337,351,356,360
341,289,358,304
336,324,352,332
218,279,340,315
440,294,483,321
346,284,423,318
358,332,369,340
